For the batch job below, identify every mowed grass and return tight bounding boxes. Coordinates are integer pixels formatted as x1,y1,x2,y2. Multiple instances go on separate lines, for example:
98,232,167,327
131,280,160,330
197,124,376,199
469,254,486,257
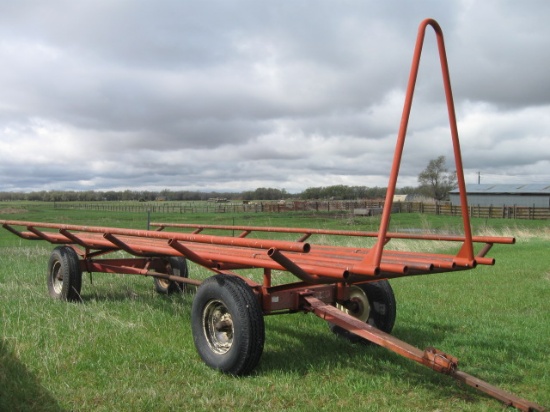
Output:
0,204,548,411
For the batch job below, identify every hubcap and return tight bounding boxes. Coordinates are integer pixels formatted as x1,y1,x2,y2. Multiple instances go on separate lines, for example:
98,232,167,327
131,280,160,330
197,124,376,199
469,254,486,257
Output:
202,300,234,354
51,261,63,294
157,278,170,288
336,285,371,322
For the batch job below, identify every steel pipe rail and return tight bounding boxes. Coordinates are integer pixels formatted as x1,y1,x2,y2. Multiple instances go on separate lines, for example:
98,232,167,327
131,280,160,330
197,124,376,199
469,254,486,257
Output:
152,222,515,245
0,220,310,253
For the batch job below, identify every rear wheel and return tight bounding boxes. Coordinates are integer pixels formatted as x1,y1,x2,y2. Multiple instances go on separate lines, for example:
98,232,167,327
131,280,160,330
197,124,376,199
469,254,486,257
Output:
329,280,396,343
47,246,82,302
153,257,188,294
191,275,265,375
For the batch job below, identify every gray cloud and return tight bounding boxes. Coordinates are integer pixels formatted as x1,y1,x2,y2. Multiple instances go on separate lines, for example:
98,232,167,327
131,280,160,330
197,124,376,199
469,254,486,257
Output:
1,0,549,193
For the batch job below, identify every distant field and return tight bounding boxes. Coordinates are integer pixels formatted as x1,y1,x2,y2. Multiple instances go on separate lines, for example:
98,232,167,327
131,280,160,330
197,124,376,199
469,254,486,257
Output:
0,203,548,411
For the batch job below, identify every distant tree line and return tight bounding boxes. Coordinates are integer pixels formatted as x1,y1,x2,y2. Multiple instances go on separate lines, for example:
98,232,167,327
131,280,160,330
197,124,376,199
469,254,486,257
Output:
302,185,390,200
0,157,456,203
0,185,417,202
0,189,239,202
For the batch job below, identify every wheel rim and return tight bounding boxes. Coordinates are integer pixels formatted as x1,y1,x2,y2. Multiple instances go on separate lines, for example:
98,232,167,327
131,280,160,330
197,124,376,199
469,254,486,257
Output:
51,261,63,294
157,278,171,289
202,299,234,355
159,261,173,288
336,285,370,322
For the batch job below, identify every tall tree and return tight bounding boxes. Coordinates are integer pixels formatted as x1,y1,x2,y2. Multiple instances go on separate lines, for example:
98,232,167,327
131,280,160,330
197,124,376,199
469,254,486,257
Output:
418,156,457,201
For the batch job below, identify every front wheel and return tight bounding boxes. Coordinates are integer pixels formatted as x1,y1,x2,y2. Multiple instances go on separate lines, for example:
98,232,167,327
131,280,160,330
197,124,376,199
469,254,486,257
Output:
47,246,82,302
329,280,396,343
191,275,265,375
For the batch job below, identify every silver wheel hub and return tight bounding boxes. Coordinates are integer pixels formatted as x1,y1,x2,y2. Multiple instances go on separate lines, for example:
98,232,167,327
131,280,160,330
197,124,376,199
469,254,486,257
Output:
202,300,234,354
336,285,371,322
51,261,63,294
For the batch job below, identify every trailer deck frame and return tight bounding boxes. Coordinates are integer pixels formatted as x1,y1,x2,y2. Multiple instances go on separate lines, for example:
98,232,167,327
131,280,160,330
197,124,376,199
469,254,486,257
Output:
0,19,544,411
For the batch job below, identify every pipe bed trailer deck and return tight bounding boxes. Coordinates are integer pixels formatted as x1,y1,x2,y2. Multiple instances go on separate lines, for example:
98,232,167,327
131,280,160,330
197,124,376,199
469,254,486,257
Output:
0,19,544,411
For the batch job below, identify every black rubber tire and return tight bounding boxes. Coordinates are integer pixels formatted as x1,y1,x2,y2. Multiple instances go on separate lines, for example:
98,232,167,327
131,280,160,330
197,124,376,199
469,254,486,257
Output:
329,280,396,343
153,257,189,294
47,246,82,302
191,275,265,375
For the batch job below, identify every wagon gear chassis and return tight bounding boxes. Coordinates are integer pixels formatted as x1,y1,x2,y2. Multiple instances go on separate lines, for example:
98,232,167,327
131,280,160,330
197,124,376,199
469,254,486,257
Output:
0,19,544,411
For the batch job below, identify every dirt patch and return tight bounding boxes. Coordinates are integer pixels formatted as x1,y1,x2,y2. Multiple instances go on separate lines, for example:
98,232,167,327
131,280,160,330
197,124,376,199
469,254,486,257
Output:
0,208,28,215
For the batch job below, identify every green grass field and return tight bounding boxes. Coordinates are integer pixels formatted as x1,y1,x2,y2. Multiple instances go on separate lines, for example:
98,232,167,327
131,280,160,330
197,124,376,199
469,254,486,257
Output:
0,203,548,411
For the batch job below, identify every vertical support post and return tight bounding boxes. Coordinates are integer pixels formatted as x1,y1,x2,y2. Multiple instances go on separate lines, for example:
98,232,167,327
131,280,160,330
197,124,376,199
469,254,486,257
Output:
263,268,272,288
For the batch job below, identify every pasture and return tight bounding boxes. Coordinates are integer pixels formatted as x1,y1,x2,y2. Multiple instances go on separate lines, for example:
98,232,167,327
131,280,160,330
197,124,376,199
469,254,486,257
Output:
0,202,548,411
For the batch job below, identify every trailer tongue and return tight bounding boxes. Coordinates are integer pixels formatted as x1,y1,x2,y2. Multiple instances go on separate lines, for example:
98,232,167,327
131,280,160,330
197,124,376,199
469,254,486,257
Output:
0,19,544,411
305,296,544,412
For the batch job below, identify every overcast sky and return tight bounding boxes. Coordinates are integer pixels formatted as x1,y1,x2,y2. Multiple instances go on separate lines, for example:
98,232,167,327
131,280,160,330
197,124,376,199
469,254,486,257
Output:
1,0,549,194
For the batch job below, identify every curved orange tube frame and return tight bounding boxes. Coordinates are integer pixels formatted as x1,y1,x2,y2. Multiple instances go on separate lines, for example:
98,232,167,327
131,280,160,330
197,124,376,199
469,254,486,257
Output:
362,18,474,273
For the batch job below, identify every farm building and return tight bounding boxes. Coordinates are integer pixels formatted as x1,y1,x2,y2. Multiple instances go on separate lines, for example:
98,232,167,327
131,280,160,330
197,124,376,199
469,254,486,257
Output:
449,184,550,207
